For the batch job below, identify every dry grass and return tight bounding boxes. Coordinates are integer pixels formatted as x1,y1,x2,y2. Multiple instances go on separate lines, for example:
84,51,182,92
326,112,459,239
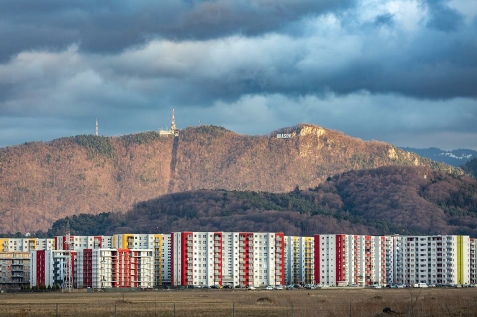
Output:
1,288,477,317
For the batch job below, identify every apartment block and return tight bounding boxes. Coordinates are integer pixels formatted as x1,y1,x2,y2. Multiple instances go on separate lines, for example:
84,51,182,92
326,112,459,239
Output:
285,236,314,285
314,234,387,286
392,235,470,286
171,232,285,287
0,252,30,289
0,232,471,290
112,233,171,286
470,238,476,284
0,238,54,252
55,235,113,250
30,250,76,288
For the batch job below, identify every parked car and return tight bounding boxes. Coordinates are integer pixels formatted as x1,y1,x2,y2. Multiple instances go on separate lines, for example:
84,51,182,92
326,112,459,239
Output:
247,286,256,290
286,285,295,290
274,285,283,290
265,285,274,290
413,283,428,288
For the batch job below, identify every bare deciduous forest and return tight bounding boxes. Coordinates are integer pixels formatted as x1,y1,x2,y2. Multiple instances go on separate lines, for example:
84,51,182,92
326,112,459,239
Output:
0,124,472,235
43,165,477,237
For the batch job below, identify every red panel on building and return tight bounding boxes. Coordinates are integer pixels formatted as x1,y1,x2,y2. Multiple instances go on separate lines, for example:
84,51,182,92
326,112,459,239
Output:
36,250,46,287
239,232,254,287
83,249,93,288
314,235,320,284
70,251,76,287
275,233,285,285
214,232,223,286
113,249,132,288
181,232,192,286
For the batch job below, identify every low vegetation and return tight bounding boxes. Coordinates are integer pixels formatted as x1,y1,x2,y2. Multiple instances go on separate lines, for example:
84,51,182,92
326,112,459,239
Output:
0,288,476,317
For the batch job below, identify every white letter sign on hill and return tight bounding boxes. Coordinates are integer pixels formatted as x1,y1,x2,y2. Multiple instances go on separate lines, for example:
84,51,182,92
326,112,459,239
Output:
276,134,292,139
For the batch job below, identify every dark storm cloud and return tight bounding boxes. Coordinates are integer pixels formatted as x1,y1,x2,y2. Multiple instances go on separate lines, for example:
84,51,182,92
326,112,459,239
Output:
373,13,395,27
198,15,477,100
0,0,476,150
0,0,354,61
425,0,464,31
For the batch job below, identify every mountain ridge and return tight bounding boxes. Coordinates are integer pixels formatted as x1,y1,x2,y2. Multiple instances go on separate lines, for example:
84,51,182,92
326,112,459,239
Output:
0,124,463,233
401,147,477,167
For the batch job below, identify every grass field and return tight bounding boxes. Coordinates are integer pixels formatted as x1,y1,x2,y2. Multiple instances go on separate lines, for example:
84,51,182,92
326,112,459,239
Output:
1,287,476,317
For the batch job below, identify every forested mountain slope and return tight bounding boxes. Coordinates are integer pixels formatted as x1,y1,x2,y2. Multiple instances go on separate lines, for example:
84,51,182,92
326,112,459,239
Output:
463,157,477,178
0,124,462,233
47,166,477,237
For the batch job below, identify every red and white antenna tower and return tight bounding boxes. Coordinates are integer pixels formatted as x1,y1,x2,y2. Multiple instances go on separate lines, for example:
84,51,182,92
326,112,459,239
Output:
63,221,73,292
171,109,176,132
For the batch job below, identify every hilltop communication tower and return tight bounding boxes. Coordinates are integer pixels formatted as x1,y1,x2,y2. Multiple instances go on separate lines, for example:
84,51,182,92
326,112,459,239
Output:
96,118,99,136
171,109,176,132
159,109,179,136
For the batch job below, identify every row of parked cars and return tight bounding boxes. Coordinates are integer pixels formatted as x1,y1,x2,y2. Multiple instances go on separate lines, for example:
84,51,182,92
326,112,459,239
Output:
188,283,476,290
242,284,312,290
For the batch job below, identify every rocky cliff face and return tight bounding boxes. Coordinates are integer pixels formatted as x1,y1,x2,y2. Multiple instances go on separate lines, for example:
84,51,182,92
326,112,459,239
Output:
0,124,461,233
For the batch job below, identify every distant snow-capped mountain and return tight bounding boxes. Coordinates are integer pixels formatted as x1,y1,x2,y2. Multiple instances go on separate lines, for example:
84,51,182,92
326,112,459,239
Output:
400,147,477,167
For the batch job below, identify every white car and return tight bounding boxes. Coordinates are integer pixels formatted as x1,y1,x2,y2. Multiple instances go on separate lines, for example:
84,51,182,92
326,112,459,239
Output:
265,285,274,290
247,286,256,290
274,285,283,290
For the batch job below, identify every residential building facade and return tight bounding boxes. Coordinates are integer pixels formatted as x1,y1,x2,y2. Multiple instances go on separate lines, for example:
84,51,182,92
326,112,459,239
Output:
0,232,470,290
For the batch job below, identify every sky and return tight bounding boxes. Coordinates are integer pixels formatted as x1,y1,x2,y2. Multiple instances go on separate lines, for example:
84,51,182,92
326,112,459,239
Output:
0,0,476,150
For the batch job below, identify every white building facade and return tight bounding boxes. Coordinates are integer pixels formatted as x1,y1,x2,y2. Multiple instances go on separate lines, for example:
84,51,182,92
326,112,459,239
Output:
392,235,470,286
171,232,285,287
